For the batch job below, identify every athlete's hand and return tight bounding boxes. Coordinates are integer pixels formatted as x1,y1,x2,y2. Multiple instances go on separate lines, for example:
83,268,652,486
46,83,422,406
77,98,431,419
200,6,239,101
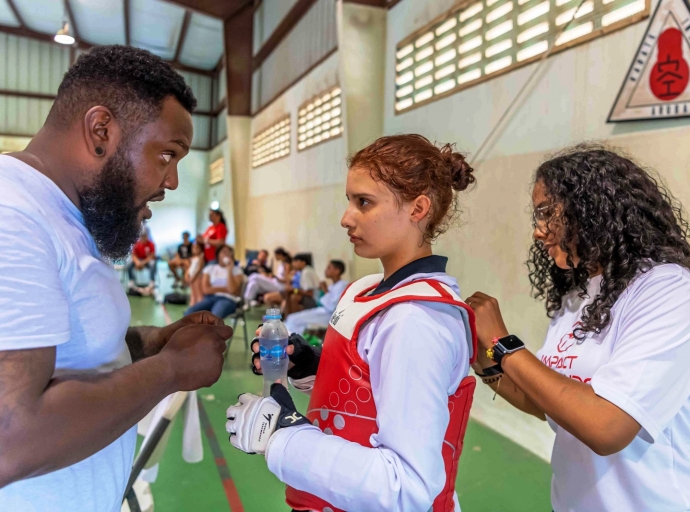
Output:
159,323,231,391
226,383,311,455
465,292,510,359
251,332,320,381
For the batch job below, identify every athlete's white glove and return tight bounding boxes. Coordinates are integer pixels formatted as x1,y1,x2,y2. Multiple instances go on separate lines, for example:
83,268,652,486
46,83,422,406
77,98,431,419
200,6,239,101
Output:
226,383,311,455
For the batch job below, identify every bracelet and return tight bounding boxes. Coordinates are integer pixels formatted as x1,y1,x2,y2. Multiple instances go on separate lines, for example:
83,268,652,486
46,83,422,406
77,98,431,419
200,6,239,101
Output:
474,365,503,378
480,374,503,385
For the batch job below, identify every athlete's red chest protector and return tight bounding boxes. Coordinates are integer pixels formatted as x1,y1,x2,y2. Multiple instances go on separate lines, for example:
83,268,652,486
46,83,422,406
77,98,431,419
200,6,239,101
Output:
286,274,478,512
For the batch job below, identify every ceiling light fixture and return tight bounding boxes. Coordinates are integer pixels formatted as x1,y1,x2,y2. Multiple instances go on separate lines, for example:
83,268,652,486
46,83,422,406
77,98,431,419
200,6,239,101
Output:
54,20,75,45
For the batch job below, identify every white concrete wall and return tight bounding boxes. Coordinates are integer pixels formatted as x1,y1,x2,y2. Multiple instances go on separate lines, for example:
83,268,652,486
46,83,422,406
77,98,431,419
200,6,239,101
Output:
208,140,235,246
147,149,209,254
245,52,351,277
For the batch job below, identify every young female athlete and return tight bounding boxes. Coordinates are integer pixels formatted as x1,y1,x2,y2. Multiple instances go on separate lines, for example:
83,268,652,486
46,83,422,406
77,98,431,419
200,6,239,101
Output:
466,145,690,512
226,134,477,511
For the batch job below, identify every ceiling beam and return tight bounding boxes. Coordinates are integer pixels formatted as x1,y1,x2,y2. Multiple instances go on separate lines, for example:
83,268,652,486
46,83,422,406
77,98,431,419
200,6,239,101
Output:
0,89,56,101
253,0,317,71
169,62,215,77
6,0,26,29
64,0,81,43
173,10,192,63
342,0,387,6
124,0,131,45
223,1,253,116
162,0,245,19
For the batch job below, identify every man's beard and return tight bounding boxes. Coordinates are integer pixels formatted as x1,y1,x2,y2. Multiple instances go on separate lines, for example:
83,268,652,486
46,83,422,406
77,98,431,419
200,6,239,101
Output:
78,145,144,261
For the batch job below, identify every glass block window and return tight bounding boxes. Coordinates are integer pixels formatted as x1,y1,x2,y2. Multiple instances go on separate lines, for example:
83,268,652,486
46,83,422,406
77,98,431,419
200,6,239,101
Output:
394,0,649,112
297,86,344,151
252,115,291,168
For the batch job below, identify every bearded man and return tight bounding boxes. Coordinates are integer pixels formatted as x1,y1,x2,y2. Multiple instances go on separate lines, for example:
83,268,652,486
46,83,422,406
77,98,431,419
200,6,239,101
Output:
0,45,231,511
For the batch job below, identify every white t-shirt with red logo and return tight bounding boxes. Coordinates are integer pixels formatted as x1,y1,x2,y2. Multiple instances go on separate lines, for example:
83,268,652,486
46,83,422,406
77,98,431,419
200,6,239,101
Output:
536,263,690,512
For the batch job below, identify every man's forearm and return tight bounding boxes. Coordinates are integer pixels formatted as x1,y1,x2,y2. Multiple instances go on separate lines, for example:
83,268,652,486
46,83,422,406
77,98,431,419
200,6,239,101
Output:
126,326,163,361
0,355,175,487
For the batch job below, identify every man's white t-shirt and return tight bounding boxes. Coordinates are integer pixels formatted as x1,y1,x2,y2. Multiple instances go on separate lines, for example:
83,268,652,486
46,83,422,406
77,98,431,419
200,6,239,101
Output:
536,263,690,512
298,265,320,292
202,263,243,300
0,155,136,512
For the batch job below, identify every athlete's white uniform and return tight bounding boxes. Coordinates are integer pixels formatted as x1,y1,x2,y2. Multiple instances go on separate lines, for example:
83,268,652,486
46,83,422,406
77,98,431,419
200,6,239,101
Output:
244,262,288,301
284,279,349,335
266,257,472,511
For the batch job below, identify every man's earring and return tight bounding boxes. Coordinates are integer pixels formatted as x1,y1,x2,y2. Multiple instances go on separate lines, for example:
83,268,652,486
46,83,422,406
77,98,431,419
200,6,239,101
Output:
95,147,105,156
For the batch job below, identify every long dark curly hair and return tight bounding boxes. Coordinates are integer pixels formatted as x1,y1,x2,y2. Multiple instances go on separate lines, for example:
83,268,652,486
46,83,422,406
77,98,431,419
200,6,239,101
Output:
528,143,690,338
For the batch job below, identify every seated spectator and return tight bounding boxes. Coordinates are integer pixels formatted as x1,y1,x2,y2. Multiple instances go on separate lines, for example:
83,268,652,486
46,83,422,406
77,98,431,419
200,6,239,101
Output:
264,253,319,311
127,230,156,295
197,208,228,263
185,245,244,318
184,240,206,306
243,248,292,307
284,260,348,334
244,249,271,276
168,231,193,288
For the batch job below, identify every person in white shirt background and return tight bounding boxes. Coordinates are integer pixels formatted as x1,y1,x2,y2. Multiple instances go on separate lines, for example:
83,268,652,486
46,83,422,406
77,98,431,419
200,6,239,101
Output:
243,247,293,307
0,46,231,512
227,134,478,512
283,259,349,335
282,253,325,313
185,245,245,319
466,144,690,512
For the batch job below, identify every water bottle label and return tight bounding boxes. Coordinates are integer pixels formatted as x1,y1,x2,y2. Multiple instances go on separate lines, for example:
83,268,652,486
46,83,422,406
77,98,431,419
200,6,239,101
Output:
259,345,287,359
270,345,286,359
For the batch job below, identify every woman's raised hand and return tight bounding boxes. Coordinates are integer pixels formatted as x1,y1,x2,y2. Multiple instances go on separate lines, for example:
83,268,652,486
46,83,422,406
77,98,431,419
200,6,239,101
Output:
465,292,510,361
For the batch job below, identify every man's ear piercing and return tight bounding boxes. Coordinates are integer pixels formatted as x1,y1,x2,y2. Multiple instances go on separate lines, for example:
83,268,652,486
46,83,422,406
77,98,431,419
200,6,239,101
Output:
95,147,105,156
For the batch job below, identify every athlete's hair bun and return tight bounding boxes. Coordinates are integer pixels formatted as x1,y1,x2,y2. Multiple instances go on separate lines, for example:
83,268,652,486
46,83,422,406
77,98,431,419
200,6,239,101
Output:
441,146,475,192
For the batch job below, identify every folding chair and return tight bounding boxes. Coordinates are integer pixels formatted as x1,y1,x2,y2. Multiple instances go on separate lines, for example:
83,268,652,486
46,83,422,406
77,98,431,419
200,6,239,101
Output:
224,279,249,356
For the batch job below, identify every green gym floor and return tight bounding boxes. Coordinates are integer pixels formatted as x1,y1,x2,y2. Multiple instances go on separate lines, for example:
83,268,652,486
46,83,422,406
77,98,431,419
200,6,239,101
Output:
129,292,553,512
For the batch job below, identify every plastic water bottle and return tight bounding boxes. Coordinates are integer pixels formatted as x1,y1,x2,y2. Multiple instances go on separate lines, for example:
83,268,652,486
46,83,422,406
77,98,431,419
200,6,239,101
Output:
259,308,289,396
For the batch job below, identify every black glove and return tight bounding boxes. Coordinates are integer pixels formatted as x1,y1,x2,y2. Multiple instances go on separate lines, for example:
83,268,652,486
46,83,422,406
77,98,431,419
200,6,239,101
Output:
270,383,312,429
251,333,321,380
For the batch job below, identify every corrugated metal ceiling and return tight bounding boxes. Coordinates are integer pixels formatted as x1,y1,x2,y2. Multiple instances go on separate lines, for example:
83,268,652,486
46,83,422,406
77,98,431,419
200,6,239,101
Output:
0,0,224,71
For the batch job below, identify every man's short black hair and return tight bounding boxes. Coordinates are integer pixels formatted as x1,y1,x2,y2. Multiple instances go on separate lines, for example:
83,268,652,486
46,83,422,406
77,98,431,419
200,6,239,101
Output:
294,253,313,266
330,259,346,275
47,45,196,130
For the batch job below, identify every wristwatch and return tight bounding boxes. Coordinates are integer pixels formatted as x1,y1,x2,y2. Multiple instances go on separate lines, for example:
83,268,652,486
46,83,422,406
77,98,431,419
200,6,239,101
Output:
486,334,525,367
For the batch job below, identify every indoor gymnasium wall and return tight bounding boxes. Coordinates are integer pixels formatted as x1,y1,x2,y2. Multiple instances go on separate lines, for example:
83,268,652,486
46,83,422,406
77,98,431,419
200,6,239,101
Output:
244,51,353,277
385,0,690,460
146,149,211,253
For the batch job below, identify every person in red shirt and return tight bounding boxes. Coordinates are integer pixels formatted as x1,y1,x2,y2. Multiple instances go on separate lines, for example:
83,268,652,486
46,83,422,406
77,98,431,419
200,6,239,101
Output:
198,209,228,263
127,230,157,291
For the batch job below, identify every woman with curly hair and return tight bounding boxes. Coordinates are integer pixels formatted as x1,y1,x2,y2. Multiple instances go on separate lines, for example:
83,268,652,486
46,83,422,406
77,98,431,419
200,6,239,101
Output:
467,144,690,512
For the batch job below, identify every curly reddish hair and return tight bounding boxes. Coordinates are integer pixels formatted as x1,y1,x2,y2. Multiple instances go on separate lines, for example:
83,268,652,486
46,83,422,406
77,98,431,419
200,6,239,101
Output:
348,134,475,243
